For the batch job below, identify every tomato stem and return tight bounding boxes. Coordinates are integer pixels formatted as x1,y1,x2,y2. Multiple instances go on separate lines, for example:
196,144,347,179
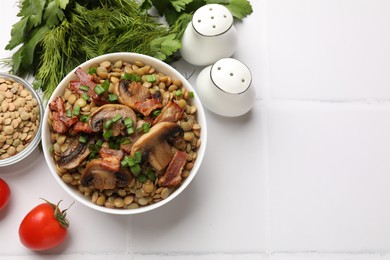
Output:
39,198,74,229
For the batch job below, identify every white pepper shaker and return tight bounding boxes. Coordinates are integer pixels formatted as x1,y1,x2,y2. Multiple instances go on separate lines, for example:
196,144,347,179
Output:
195,58,255,117
180,4,238,66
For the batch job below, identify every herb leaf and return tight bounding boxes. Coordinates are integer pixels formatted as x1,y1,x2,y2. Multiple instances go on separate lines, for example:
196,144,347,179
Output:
171,0,193,12
19,0,46,27
150,34,181,60
43,1,65,28
225,0,253,20
55,0,70,9
5,17,29,50
150,0,171,16
206,0,253,19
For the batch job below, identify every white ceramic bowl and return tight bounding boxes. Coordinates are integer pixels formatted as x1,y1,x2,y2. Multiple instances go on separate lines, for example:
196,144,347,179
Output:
0,73,43,167
42,52,207,214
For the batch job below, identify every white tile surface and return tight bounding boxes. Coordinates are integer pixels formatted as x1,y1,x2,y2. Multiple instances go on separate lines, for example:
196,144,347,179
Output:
268,101,390,252
267,0,390,100
3,0,390,258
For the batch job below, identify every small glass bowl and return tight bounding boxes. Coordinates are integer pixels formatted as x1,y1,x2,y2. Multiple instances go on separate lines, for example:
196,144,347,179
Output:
0,73,43,167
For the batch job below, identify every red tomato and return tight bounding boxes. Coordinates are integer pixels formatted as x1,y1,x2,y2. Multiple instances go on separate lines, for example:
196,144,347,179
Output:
19,200,71,251
0,178,11,211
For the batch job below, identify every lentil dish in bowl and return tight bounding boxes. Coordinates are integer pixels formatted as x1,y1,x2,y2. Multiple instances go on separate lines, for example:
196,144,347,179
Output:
42,53,207,214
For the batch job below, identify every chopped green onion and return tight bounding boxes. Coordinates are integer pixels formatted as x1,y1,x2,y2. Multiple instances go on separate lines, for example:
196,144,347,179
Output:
175,90,182,97
112,114,122,122
87,143,99,160
131,164,141,175
103,130,113,140
104,120,113,130
122,73,141,82
80,85,89,91
142,122,151,133
109,140,120,150
127,127,134,135
145,74,156,83
152,109,161,117
88,67,97,75
94,85,105,95
121,158,128,168
121,138,131,145
124,117,134,134
82,93,90,100
96,139,103,147
80,115,89,122
146,168,156,181
73,105,81,116
124,117,133,127
66,109,72,117
137,174,148,183
188,91,195,98
108,93,118,102
127,157,136,167
102,80,110,91
134,151,142,164
79,135,87,143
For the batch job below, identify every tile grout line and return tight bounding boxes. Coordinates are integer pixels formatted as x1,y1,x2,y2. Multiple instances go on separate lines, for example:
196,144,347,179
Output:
127,216,133,258
259,0,273,256
269,97,390,105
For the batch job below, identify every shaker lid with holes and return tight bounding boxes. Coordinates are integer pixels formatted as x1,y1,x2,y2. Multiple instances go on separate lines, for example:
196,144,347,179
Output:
210,58,252,94
192,4,234,36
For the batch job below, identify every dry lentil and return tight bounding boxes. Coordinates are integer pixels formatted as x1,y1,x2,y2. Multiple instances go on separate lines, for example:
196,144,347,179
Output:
0,78,40,158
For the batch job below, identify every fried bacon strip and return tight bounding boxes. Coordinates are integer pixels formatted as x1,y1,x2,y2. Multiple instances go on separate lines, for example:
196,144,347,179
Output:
158,150,188,187
49,97,78,133
153,101,184,125
69,68,98,99
134,98,163,116
99,147,125,172
71,122,93,134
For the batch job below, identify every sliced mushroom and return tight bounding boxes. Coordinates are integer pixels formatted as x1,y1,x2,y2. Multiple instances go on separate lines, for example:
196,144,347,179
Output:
113,80,149,109
80,159,116,190
89,104,136,136
131,122,184,171
80,159,132,190
115,168,132,188
57,138,92,170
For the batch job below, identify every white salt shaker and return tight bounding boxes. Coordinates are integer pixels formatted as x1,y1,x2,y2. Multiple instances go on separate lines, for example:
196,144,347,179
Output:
195,58,255,117
180,4,238,66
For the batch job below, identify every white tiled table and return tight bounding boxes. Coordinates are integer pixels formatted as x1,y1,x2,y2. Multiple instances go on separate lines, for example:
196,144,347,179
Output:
1,0,390,259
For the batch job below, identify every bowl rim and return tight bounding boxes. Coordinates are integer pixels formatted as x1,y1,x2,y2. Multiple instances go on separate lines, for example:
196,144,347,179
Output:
0,72,43,167
42,52,207,214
